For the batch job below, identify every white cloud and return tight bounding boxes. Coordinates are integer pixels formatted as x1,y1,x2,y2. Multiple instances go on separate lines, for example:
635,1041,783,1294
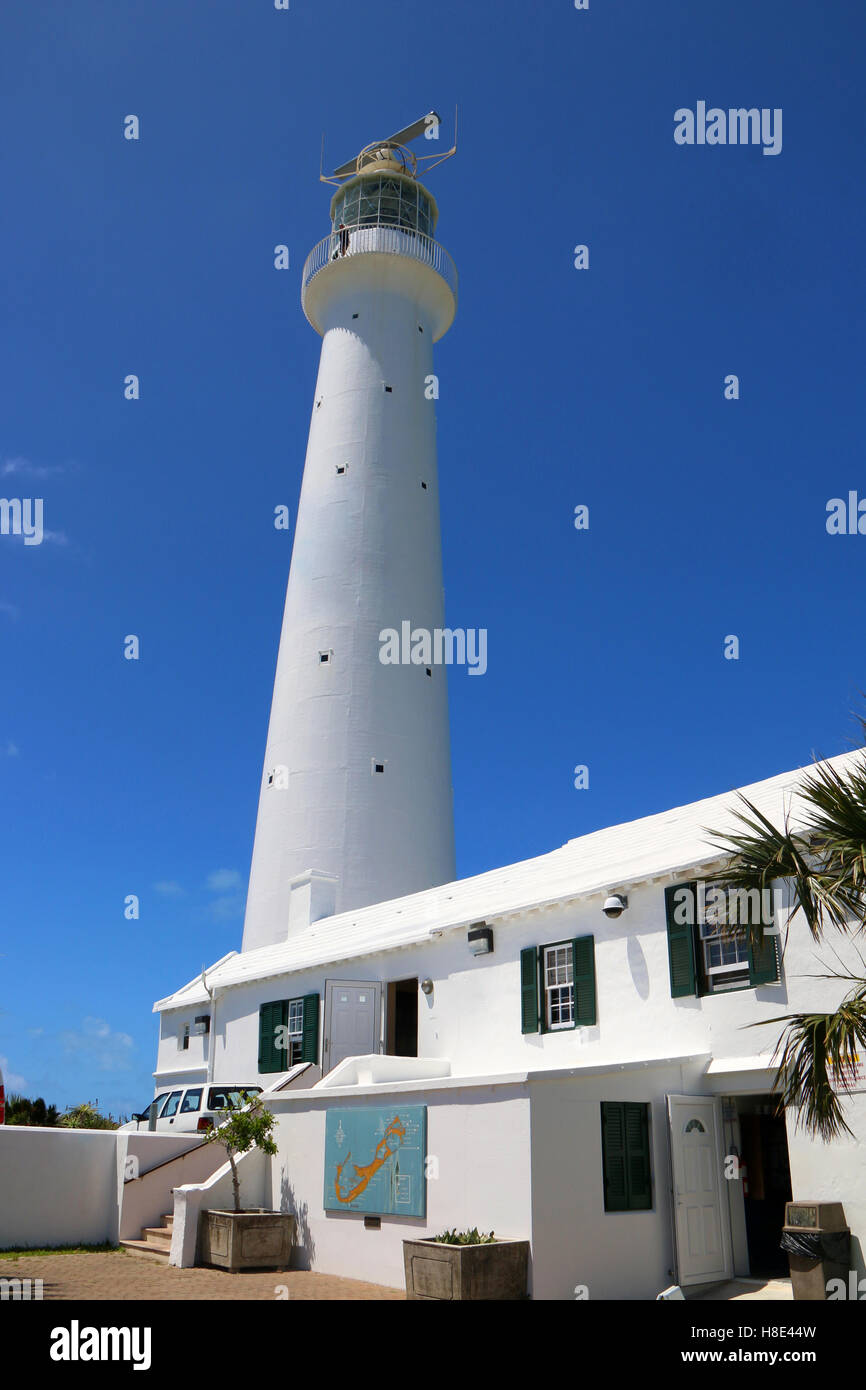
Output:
153,880,185,897
2,456,66,479
205,893,246,923
1,741,19,757
60,1018,135,1072
0,1055,27,1090
206,868,243,892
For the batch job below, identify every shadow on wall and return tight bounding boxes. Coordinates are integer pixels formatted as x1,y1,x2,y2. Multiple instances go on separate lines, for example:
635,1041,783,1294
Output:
279,1169,315,1271
627,936,650,1001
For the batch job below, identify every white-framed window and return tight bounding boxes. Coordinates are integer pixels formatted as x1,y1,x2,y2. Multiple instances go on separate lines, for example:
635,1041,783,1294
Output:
285,998,304,1066
179,1023,189,1051
543,944,574,1030
698,920,750,992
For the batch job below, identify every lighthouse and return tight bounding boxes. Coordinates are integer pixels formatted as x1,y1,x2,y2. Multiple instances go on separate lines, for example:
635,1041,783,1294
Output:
241,115,459,954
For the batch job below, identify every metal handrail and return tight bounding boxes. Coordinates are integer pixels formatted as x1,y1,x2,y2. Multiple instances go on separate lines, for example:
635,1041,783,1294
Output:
301,224,458,305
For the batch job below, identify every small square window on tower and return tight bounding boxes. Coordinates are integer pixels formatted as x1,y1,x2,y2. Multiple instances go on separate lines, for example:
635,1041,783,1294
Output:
425,667,432,678
384,385,393,393
319,650,333,665
372,759,386,775
336,464,348,475
421,481,428,490
352,312,359,320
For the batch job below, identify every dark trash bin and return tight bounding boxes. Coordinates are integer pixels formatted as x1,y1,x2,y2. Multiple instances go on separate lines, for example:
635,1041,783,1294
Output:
780,1202,850,1300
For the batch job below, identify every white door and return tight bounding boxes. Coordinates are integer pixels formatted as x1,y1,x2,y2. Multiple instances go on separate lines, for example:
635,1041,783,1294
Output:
667,1094,732,1286
323,981,381,1074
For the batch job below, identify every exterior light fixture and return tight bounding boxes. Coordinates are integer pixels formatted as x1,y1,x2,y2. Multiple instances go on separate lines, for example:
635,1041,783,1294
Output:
602,894,628,920
467,922,493,955
420,979,434,996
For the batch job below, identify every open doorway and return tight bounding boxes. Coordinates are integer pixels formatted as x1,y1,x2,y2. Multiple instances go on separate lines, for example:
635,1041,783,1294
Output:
736,1094,792,1277
386,978,418,1057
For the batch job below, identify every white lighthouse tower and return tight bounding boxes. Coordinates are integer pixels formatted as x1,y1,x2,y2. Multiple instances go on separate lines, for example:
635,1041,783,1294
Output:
241,114,459,954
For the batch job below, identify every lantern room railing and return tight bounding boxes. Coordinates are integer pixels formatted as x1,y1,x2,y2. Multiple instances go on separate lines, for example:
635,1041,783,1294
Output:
301,225,458,307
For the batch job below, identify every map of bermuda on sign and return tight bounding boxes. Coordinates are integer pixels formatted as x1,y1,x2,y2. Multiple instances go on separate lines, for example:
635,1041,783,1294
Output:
323,1106,427,1217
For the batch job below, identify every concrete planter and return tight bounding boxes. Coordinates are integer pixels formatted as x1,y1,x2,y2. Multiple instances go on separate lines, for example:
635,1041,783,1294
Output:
403,1237,530,1300
198,1210,295,1272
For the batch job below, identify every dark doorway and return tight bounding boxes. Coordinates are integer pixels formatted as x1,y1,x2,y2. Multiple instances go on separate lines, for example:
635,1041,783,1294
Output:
738,1097,792,1277
386,979,418,1057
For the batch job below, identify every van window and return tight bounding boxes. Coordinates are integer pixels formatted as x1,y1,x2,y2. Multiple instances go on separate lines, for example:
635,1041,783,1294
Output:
179,1088,203,1114
160,1090,183,1118
207,1086,261,1112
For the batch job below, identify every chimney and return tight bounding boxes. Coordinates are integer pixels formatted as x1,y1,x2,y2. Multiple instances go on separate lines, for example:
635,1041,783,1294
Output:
287,869,338,934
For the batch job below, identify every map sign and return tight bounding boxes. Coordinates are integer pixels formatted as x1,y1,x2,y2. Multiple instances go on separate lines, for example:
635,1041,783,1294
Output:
323,1105,427,1217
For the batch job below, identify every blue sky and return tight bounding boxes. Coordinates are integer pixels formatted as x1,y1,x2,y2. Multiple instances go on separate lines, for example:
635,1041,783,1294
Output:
1,0,864,1116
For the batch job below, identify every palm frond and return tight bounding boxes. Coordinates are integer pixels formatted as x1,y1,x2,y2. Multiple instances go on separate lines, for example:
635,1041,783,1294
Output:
705,795,848,939
752,982,866,1141
707,754,866,939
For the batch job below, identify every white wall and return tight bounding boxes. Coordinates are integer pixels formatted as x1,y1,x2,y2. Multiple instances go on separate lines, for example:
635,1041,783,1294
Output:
0,1128,121,1249
528,1062,704,1300
0,1128,207,1251
265,1080,532,1291
786,1093,866,1280
160,878,866,1106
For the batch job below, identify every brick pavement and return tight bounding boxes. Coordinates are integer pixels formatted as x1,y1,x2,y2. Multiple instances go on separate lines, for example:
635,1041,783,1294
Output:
0,1251,404,1300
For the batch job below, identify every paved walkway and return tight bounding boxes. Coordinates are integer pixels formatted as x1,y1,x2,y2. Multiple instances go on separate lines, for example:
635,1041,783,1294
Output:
1,1251,404,1301
689,1277,793,1301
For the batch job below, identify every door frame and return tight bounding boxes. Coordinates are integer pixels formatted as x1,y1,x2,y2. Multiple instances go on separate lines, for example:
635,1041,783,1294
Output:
322,979,382,1075
666,1093,734,1287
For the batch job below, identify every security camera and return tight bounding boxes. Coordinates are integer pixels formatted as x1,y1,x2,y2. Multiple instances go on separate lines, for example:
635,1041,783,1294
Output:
602,894,628,919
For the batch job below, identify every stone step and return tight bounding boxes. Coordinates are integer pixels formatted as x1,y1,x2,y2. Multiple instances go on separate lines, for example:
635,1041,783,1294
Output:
119,1239,170,1263
160,1214,174,1229
141,1227,172,1247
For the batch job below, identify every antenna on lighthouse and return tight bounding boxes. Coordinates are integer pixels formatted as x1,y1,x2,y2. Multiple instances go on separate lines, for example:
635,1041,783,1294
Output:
321,107,458,186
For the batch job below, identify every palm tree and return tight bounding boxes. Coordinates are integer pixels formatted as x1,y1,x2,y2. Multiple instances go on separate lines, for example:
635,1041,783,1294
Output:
707,750,866,1142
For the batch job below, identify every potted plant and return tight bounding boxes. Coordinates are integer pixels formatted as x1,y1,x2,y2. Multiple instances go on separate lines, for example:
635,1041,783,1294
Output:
403,1227,530,1300
197,1095,294,1272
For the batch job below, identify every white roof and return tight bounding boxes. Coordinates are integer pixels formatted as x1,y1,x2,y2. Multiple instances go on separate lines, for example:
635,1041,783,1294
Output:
154,748,861,1012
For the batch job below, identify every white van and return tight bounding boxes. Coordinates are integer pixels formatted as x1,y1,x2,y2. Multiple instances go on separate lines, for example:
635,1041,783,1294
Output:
121,1083,262,1135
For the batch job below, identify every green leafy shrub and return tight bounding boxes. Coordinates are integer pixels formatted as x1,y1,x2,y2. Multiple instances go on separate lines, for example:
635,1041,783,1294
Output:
432,1227,497,1245
58,1103,117,1130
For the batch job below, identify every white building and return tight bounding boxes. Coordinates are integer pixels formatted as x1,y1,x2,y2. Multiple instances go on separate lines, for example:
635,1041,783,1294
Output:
154,751,866,1298
150,123,865,1297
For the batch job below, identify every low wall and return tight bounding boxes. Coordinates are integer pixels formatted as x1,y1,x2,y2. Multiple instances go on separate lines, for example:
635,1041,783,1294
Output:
0,1127,121,1249
0,1127,203,1251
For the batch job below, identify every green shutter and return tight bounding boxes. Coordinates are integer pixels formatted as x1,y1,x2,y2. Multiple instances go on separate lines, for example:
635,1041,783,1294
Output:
572,935,597,1026
601,1102,629,1211
624,1102,652,1209
520,947,539,1034
665,883,697,998
601,1101,652,1212
301,992,320,1063
258,1000,288,1073
748,926,781,987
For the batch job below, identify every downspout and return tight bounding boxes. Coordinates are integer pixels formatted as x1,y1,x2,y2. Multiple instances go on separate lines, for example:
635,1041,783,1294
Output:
201,968,217,1086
